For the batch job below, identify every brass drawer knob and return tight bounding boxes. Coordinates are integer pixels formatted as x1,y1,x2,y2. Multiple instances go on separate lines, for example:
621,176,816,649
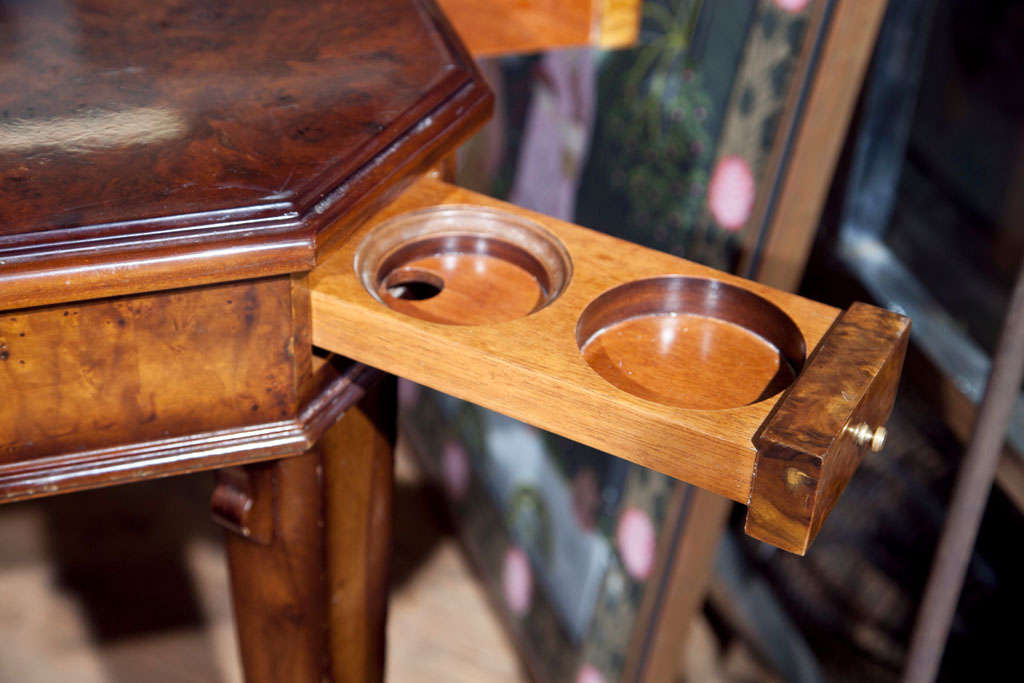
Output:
847,422,887,452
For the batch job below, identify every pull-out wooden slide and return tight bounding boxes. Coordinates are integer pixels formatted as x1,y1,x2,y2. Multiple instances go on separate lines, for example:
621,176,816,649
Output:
310,176,909,554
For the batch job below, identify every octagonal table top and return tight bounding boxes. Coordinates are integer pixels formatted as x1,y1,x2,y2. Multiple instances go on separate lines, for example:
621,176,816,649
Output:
0,0,491,309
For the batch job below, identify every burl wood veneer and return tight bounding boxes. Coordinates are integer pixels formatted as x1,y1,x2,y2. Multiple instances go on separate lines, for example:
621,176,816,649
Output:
0,0,491,312
1,2,491,680
0,0,491,500
310,177,911,554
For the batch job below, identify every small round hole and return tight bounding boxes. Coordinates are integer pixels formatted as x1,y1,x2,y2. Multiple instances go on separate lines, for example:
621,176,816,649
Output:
354,205,572,325
382,269,444,301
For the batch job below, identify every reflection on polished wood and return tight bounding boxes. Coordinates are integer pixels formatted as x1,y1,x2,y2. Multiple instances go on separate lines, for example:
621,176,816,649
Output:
382,254,546,326
0,0,492,310
581,314,796,411
0,1,492,680
575,275,805,411
311,176,910,553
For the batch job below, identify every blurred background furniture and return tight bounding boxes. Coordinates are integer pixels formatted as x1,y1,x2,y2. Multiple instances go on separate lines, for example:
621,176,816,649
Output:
398,1,892,681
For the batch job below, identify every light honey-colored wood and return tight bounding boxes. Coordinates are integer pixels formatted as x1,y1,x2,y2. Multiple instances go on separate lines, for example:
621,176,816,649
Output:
310,177,841,504
436,0,641,58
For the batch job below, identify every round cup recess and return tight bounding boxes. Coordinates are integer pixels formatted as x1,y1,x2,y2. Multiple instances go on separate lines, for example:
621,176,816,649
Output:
576,276,806,410
354,205,572,326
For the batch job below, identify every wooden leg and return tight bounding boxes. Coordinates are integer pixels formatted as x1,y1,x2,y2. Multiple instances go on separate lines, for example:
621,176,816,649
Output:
217,377,396,682
220,453,329,682
322,375,396,683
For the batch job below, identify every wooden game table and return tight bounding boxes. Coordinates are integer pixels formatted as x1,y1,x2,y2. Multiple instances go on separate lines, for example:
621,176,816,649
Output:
0,1,908,681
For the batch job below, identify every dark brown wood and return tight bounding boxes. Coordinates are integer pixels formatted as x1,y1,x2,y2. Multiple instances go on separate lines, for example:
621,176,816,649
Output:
0,279,383,502
0,0,492,310
212,466,275,544
0,3,486,680
225,452,330,682
323,376,397,683
745,302,911,554
223,374,396,683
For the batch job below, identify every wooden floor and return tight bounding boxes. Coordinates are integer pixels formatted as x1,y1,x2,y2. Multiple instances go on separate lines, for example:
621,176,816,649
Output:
0,444,763,682
0,446,523,682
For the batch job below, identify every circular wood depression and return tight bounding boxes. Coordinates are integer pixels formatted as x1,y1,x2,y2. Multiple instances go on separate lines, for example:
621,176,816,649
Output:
576,277,806,410
354,205,572,325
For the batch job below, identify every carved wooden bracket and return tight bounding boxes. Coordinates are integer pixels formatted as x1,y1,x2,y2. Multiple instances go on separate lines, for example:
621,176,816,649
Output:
211,465,275,544
210,357,385,542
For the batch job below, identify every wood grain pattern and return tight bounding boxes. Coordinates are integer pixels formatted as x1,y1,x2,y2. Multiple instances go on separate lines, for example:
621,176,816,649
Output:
745,302,910,554
437,0,641,57
576,276,805,410
222,372,396,683
0,0,492,310
0,277,296,475
224,452,330,682
0,280,382,502
323,377,397,683
311,177,842,505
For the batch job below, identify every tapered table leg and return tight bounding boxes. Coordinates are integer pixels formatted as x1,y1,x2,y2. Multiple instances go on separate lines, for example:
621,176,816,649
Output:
216,377,396,682
322,376,396,683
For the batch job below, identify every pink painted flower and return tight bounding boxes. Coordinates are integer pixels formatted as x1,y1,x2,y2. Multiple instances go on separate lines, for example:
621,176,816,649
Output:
502,547,533,615
397,379,421,409
616,507,656,580
576,664,606,683
707,155,755,231
774,0,812,12
441,440,470,500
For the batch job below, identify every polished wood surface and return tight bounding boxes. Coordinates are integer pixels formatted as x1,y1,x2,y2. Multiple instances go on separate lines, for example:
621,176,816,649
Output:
382,253,546,325
222,373,395,683
576,276,805,410
224,452,329,682
311,177,910,551
582,315,795,410
0,276,295,461
745,302,911,554
355,204,571,326
437,0,641,57
311,176,843,506
0,2,487,679
0,0,489,499
0,276,386,502
0,0,491,310
0,276,299,500
323,377,396,683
